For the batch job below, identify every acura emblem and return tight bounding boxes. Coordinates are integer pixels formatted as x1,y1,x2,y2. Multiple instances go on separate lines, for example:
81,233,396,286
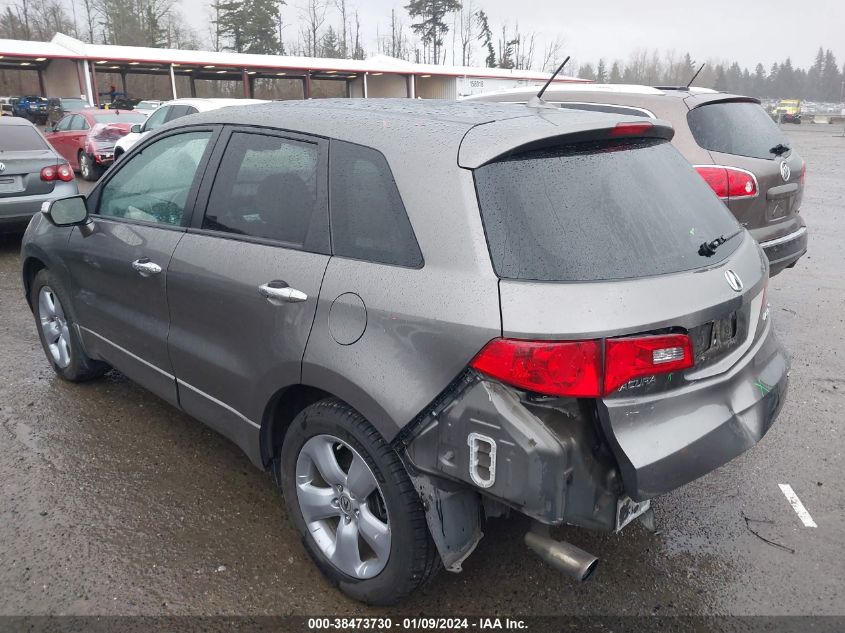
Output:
780,161,791,182
0,162,5,173
725,270,743,292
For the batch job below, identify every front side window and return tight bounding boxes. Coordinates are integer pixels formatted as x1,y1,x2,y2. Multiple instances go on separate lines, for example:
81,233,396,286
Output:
143,106,170,132
329,141,422,268
203,132,321,248
98,131,212,226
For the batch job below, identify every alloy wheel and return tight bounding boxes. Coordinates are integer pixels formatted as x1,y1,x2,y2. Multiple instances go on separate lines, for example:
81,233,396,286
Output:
295,434,391,579
38,286,71,368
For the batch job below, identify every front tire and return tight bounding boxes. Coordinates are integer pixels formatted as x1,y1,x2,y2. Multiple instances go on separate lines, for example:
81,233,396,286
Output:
277,399,439,605
31,269,108,382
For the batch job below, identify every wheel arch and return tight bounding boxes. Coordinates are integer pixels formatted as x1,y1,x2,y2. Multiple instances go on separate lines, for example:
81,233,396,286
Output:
259,384,334,467
21,255,48,309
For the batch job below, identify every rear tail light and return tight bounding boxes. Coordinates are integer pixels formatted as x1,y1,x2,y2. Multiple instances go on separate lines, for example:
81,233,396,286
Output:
39,165,56,181
799,162,806,185
469,339,603,398
40,163,73,182
604,334,693,394
694,166,758,199
609,121,653,137
470,334,694,398
56,163,73,181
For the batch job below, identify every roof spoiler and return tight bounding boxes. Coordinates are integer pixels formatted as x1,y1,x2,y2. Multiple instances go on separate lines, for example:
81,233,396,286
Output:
458,116,674,169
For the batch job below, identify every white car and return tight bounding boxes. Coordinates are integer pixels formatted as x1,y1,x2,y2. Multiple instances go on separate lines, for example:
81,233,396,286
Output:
114,98,267,159
133,100,163,115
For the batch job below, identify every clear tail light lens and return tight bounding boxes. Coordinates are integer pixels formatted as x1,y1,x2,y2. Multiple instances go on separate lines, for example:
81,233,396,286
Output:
471,334,695,398
695,165,758,199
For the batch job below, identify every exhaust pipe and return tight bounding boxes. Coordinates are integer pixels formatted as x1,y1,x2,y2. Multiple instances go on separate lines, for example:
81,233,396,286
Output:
525,526,598,582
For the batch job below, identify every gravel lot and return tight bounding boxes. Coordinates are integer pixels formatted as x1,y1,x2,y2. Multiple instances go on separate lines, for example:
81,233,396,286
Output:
1,124,843,620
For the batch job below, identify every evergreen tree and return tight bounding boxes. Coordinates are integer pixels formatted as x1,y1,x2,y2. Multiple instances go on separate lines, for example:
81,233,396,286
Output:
596,58,607,84
609,61,622,83
320,25,340,57
475,9,494,68
405,0,461,64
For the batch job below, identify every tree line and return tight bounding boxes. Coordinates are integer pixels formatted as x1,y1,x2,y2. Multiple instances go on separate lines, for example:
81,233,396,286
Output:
1,0,842,101
577,48,845,102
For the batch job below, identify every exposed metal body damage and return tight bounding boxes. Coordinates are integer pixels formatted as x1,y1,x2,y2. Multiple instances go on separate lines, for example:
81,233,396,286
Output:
398,371,628,570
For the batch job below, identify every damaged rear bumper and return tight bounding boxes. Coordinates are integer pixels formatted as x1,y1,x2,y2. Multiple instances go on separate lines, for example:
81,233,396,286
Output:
598,320,788,501
401,374,625,532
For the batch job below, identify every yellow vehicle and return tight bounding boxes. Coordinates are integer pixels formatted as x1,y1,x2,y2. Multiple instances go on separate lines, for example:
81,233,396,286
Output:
774,99,802,124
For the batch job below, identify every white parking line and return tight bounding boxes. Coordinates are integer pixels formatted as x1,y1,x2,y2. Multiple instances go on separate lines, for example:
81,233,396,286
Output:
779,484,818,528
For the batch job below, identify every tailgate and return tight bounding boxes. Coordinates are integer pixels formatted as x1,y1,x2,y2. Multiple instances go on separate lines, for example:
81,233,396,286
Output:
499,237,785,501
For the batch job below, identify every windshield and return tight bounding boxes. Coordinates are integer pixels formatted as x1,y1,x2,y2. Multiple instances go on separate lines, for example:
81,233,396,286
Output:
92,112,147,124
0,126,49,151
474,139,741,282
62,99,88,110
688,101,789,160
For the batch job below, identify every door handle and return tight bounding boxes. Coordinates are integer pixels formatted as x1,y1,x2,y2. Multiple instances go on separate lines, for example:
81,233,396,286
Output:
132,258,162,277
258,282,308,304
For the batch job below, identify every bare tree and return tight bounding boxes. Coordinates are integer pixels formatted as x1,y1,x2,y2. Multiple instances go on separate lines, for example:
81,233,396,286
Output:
334,0,347,57
541,35,565,72
299,0,326,57
457,0,474,66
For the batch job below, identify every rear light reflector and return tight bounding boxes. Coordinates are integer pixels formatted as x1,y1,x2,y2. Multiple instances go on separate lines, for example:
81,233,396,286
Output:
695,166,758,199
471,334,694,398
609,121,653,137
799,162,806,185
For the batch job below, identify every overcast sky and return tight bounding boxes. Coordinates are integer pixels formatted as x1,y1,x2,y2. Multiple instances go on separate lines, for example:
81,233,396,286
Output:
169,0,845,71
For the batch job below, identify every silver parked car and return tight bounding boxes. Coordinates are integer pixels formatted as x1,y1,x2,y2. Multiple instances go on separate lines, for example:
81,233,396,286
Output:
1,117,78,232
21,100,788,604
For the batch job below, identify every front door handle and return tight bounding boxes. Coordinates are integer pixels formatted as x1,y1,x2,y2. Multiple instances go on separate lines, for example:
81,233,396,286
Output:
258,281,308,304
132,258,162,277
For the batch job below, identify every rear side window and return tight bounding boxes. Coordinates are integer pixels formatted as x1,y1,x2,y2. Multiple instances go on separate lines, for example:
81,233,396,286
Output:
329,141,422,268
203,131,324,250
688,101,788,160
0,126,48,151
474,139,741,282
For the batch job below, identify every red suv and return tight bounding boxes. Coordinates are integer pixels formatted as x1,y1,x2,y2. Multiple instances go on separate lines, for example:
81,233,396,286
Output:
45,109,147,181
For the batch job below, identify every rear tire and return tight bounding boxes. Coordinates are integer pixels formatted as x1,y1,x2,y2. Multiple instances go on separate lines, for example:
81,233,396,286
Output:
31,269,108,382
276,398,439,605
79,152,100,181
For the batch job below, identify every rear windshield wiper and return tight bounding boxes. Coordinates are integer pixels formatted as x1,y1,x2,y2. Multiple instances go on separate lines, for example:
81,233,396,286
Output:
698,229,744,257
769,143,791,156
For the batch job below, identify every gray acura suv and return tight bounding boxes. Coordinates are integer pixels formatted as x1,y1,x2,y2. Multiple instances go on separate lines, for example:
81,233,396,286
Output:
21,100,788,604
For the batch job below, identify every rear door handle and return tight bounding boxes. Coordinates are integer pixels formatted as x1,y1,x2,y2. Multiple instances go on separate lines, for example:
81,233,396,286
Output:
132,258,162,277
258,282,308,304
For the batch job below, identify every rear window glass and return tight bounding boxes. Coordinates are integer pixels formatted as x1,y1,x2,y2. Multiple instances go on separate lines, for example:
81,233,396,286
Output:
474,139,741,282
687,101,788,160
329,140,422,268
0,126,48,151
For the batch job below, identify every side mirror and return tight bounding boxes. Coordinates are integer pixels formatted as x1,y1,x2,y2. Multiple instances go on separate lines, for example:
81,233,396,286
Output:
41,195,89,227
130,124,142,133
